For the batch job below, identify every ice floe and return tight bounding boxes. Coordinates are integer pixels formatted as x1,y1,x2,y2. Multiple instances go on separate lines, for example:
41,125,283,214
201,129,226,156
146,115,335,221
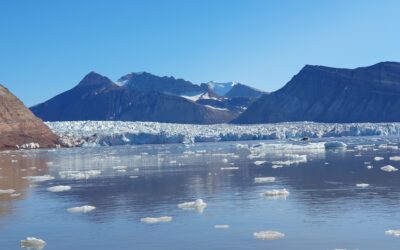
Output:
356,183,369,188
385,230,400,237
22,175,55,182
47,185,71,192
271,154,307,166
380,165,398,172
20,237,46,249
374,157,384,161
253,231,285,240
389,156,400,161
324,141,347,149
67,205,96,213
178,199,207,213
59,170,101,180
214,224,229,229
254,161,266,166
0,189,16,194
263,189,289,197
254,177,276,183
221,167,239,170
140,216,172,224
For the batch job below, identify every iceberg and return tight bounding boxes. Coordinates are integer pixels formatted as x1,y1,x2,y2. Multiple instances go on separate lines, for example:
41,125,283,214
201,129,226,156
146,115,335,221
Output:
374,157,384,161
140,216,172,224
22,175,55,182
263,189,289,197
67,205,96,213
389,156,400,161
254,177,276,183
381,165,398,172
324,141,347,149
59,170,101,180
0,189,16,194
47,185,71,192
214,224,229,229
385,230,400,237
254,161,266,166
178,199,207,213
253,231,285,240
356,183,369,188
20,237,46,250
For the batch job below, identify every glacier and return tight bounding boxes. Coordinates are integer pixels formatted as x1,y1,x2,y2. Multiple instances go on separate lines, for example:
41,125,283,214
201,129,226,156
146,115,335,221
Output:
46,121,400,147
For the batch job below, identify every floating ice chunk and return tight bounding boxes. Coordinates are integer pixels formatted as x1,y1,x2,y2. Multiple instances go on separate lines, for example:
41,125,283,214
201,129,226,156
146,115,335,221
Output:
366,165,373,169
222,158,229,163
272,165,283,169
67,205,96,213
0,189,16,194
374,157,384,161
47,185,71,192
169,160,177,164
117,169,127,173
389,156,400,161
263,189,289,197
140,216,172,224
272,154,307,166
324,141,347,149
112,166,127,170
253,231,285,240
59,170,101,180
356,183,369,188
254,161,266,166
385,230,400,237
214,224,229,229
254,177,276,183
378,145,399,150
22,175,54,182
381,165,398,172
129,175,139,179
220,167,239,170
10,193,21,197
178,199,207,213
20,237,46,249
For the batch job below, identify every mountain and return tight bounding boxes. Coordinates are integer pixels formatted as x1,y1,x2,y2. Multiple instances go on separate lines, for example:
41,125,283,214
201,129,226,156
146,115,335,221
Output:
207,81,236,96
0,84,58,150
224,83,264,99
117,72,207,95
233,61,400,124
31,72,235,124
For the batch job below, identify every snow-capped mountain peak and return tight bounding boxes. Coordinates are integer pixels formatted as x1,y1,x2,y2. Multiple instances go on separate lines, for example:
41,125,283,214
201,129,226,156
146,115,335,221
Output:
207,81,237,96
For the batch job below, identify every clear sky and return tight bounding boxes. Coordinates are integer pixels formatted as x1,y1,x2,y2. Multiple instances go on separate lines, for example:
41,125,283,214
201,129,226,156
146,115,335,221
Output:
1,0,399,106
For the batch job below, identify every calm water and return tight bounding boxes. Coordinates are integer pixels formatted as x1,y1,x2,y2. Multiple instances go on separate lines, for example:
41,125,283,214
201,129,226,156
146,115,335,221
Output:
1,137,400,249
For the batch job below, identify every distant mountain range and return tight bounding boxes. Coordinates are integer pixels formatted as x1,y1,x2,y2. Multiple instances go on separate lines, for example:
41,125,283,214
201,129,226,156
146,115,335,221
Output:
234,61,400,123
31,72,264,124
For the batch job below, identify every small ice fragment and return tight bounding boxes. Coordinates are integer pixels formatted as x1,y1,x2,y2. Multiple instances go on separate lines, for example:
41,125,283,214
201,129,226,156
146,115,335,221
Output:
112,166,127,170
272,165,283,169
67,205,96,213
366,165,373,169
222,158,228,163
10,193,21,197
169,160,177,164
0,189,16,194
140,216,172,224
129,175,139,179
389,156,400,161
385,230,400,237
254,177,276,183
22,175,54,182
253,231,285,240
381,165,398,172
214,224,229,229
374,157,384,161
220,167,239,170
254,161,266,166
263,189,289,197
47,185,71,192
117,169,127,173
356,183,369,188
178,199,207,213
324,141,347,149
20,237,46,249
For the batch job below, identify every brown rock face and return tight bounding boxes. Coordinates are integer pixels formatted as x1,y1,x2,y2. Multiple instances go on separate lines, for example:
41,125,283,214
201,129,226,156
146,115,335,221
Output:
0,84,58,150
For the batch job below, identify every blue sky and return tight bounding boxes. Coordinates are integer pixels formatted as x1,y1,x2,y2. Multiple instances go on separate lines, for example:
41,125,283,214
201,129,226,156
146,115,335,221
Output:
1,0,399,106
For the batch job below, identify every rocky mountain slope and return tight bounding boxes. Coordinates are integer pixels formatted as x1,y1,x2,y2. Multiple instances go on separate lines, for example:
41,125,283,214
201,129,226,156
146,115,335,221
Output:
233,62,400,123
0,84,58,150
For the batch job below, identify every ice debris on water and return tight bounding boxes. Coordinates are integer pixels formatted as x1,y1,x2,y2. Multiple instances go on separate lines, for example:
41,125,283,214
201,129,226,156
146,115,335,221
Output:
385,230,400,237
214,224,229,229
366,165,373,169
140,216,172,224
220,167,239,170
263,189,289,197
59,170,101,180
67,205,96,213
22,175,55,182
389,156,400,161
324,141,347,149
272,165,283,169
178,199,207,213
0,189,16,194
20,237,46,249
254,177,276,183
254,161,266,166
272,154,307,166
380,165,398,172
356,183,369,188
253,231,285,240
374,157,384,161
47,185,71,192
